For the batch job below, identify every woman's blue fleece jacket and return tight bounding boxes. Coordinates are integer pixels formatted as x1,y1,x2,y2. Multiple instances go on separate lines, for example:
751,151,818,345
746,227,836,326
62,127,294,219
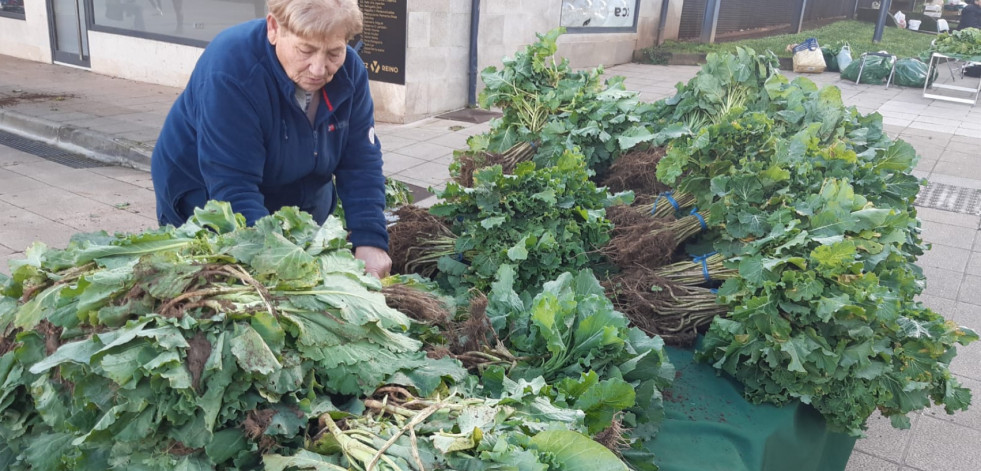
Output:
151,19,388,251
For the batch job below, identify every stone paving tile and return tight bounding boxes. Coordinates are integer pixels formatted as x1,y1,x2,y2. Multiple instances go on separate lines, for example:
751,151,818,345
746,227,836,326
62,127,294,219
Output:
382,152,428,175
923,173,981,191
919,265,964,300
905,415,981,471
0,186,113,223
377,134,417,152
426,130,473,151
3,161,136,199
915,207,981,229
950,303,981,382
0,167,53,195
899,126,953,143
55,206,156,235
933,159,981,179
967,251,981,277
958,275,981,305
844,450,900,471
87,166,155,187
396,141,455,161
394,159,453,187
0,200,75,252
381,125,452,142
910,141,946,160
852,411,917,463
918,243,971,274
919,220,977,250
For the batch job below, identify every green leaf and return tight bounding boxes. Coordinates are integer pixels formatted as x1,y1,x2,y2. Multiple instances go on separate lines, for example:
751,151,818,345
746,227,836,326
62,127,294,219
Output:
529,430,629,471
230,324,282,375
263,451,347,470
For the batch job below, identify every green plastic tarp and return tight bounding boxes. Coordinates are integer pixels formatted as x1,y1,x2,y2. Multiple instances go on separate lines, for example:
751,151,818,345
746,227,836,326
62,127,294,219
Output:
648,344,857,471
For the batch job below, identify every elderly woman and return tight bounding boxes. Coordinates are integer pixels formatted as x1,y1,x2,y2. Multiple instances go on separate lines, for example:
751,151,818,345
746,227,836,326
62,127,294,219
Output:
151,0,391,277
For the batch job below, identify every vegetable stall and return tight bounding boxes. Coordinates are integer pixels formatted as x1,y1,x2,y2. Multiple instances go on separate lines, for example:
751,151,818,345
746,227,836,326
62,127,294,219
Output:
1,28,976,470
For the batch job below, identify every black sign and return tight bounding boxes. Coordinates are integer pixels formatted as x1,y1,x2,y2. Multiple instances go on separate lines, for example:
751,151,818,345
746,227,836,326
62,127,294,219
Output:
353,0,406,85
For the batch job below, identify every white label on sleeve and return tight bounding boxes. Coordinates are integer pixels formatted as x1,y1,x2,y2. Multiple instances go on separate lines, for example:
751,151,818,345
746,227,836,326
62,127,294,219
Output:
368,126,376,145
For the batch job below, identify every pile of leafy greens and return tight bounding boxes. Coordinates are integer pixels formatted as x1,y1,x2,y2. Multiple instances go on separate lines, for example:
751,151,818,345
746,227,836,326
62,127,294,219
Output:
429,149,626,298
927,27,981,61
0,202,654,470
476,28,685,170
481,266,675,469
656,69,978,435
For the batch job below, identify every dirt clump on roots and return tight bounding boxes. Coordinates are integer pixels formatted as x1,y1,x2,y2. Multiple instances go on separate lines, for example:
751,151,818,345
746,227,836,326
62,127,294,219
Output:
186,333,212,393
242,409,278,440
454,293,494,354
382,283,453,327
599,147,669,195
605,267,726,347
453,142,537,187
387,205,453,276
603,207,678,270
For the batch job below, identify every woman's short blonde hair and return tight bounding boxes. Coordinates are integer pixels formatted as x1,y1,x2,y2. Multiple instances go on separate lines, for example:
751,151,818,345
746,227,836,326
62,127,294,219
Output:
267,0,363,41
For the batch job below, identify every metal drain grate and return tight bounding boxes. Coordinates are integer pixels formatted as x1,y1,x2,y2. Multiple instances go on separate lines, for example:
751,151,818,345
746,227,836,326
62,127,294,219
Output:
0,129,107,169
915,181,981,216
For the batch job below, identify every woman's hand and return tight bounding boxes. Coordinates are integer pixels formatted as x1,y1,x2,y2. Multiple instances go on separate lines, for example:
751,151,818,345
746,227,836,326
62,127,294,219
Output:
354,246,392,279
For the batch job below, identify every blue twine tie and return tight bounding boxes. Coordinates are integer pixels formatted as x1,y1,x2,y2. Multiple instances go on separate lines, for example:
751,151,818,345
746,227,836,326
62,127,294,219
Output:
693,252,717,282
652,191,680,215
690,207,707,231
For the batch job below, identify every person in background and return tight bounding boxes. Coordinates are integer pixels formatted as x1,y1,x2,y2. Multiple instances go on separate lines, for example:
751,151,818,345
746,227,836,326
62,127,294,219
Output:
150,0,392,278
957,0,981,30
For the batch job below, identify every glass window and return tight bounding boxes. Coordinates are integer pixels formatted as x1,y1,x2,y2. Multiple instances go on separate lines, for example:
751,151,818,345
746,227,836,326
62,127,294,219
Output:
90,0,267,45
560,0,639,32
0,0,26,20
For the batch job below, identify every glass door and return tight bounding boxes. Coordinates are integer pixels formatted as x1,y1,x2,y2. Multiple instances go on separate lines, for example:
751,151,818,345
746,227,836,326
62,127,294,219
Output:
48,0,90,67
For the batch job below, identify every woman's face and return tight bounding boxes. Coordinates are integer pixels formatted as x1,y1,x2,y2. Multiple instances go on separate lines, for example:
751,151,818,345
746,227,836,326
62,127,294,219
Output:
267,15,348,92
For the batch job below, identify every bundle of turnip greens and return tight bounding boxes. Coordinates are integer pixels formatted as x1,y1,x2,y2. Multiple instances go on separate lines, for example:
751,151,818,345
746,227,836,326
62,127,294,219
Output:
655,62,979,436
0,202,672,470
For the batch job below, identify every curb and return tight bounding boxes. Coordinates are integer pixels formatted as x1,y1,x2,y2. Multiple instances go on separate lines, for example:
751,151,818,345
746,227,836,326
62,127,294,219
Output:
0,109,152,171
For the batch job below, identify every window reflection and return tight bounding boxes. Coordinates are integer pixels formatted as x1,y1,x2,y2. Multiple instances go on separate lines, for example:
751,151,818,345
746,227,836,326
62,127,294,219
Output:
92,0,266,43
0,0,25,16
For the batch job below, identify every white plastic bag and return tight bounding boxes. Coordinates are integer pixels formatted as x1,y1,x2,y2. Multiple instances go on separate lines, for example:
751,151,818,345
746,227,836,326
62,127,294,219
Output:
837,44,853,71
894,11,907,29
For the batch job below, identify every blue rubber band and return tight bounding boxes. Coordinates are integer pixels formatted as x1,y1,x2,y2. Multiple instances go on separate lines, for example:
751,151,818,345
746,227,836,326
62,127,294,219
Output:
652,191,680,215
710,288,718,294
455,253,464,262
692,252,717,282
690,207,707,231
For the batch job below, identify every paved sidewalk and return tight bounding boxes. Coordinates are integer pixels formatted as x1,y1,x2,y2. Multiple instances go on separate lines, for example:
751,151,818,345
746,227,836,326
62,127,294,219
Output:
1,54,980,470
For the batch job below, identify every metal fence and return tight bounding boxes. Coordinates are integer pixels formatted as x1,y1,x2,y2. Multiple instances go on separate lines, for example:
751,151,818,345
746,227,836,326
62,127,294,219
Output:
679,0,860,41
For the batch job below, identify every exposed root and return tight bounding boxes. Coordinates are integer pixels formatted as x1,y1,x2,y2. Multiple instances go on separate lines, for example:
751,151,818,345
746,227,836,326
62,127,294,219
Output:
387,205,454,276
453,141,537,187
593,413,631,456
599,147,669,194
605,267,726,347
242,409,277,440
453,292,494,354
381,283,452,327
602,212,678,270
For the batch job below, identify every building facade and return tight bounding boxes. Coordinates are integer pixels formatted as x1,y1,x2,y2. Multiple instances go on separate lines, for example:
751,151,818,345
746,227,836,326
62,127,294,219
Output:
1,1,683,123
